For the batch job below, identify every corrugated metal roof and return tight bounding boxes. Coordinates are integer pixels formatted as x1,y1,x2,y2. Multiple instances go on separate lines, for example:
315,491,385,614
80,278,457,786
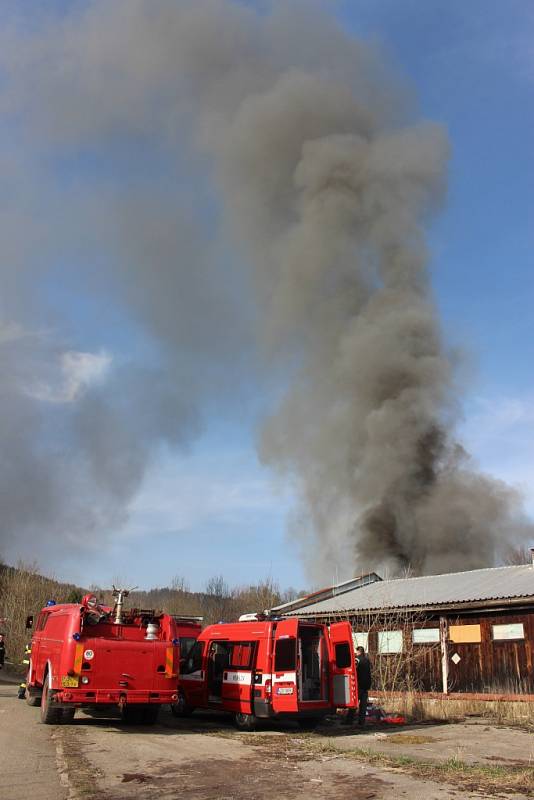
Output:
284,564,534,615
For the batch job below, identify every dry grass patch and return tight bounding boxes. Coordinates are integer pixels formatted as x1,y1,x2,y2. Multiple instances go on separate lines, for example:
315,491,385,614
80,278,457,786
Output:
382,733,438,745
231,728,534,796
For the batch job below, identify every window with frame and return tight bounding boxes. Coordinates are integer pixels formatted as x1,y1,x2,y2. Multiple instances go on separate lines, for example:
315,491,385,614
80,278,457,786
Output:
412,628,440,644
352,632,369,650
335,642,352,668
36,612,49,631
274,637,296,671
182,640,204,674
228,642,255,669
492,623,524,641
180,637,197,660
377,630,403,654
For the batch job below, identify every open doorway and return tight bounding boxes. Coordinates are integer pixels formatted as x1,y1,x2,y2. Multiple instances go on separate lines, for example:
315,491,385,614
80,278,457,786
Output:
207,641,230,702
298,626,327,701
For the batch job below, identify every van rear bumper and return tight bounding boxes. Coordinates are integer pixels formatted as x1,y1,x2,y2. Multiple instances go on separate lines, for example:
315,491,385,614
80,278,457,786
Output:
53,689,178,705
254,698,331,720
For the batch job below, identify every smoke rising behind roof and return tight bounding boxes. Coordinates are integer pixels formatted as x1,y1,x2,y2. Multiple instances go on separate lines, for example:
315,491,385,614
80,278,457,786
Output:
0,0,531,578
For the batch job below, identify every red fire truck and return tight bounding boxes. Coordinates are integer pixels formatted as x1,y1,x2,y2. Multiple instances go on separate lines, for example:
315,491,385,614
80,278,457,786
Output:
25,589,189,725
175,617,357,729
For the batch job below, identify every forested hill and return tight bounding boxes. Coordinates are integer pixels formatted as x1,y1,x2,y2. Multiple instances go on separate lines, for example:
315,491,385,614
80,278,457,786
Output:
0,562,305,665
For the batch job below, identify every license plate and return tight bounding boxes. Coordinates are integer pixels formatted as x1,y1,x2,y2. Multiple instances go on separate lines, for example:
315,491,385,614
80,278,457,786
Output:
276,687,293,695
61,676,79,687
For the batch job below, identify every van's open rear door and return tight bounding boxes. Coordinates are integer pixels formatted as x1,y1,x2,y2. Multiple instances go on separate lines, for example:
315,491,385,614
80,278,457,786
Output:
271,619,299,714
328,622,357,708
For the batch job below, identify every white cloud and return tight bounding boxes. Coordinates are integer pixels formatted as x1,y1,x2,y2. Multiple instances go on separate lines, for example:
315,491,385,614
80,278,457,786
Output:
60,350,112,401
121,446,292,539
30,349,112,403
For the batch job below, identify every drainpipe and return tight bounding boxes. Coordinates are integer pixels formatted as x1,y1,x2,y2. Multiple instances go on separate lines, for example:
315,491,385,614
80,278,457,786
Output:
439,616,449,695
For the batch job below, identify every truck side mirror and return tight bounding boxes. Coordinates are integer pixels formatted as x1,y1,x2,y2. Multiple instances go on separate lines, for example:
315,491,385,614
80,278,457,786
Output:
25,615,34,630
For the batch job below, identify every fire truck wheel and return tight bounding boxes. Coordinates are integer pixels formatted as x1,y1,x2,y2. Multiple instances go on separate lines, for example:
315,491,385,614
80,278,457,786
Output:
234,712,257,732
120,705,144,725
141,705,160,725
40,674,62,724
170,692,194,717
61,708,76,723
25,688,41,707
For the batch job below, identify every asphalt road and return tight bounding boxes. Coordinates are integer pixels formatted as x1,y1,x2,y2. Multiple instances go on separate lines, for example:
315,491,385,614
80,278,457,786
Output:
0,674,67,800
1,674,531,800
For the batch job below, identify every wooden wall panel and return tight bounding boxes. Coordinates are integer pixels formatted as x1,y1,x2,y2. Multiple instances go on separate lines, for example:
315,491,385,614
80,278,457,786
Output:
336,607,534,694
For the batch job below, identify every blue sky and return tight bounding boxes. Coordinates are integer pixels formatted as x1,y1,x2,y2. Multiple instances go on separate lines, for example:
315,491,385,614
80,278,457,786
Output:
1,0,533,592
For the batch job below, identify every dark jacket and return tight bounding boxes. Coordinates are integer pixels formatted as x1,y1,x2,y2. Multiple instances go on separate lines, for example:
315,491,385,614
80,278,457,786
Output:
356,654,372,691
0,641,5,666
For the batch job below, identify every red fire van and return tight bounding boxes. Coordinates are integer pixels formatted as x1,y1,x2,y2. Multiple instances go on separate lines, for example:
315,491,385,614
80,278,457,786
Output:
175,617,357,729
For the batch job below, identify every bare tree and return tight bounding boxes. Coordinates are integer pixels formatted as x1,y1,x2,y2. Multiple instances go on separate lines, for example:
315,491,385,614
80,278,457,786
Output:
203,575,233,624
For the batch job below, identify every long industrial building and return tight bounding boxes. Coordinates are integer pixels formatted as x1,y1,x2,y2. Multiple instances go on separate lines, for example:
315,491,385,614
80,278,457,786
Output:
272,563,534,696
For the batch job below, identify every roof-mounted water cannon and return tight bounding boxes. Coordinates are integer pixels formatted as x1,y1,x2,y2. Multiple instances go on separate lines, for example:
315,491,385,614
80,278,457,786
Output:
112,586,138,625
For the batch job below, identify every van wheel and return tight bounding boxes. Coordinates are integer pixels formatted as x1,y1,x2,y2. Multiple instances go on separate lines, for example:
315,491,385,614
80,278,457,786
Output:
170,692,194,717
234,712,256,731
62,708,76,723
26,688,41,707
298,717,321,730
40,675,62,724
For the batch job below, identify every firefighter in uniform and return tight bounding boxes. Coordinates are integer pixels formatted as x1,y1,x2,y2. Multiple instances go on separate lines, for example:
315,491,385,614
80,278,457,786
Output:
17,643,32,699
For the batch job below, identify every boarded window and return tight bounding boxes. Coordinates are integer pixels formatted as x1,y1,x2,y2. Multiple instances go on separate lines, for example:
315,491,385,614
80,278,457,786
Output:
378,630,403,654
412,628,440,644
492,623,524,641
274,638,296,672
449,624,481,643
352,632,369,650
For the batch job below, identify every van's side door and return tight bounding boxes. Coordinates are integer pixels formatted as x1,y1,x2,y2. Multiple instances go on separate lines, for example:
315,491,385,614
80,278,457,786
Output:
271,619,299,714
328,622,357,708
221,641,257,714
179,640,208,707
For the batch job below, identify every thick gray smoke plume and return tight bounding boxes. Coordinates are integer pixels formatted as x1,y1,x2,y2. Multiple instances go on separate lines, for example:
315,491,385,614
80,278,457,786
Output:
0,0,530,578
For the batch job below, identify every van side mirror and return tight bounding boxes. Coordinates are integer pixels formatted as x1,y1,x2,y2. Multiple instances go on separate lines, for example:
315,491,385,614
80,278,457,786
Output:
25,615,34,630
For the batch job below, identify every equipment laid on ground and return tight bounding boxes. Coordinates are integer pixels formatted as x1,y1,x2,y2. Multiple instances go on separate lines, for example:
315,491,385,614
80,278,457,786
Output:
362,698,406,725
24,588,198,725
174,617,358,730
